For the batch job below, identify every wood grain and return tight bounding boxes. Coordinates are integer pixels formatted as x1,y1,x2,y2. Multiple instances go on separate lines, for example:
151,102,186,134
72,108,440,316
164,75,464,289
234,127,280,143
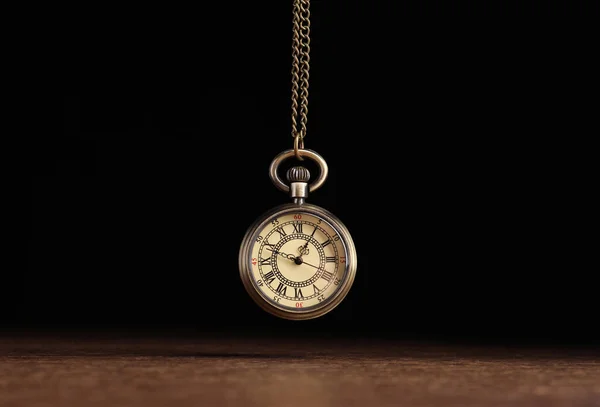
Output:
1,335,599,407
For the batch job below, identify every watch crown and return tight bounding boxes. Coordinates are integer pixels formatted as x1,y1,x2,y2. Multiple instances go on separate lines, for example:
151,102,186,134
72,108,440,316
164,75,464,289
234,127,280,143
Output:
286,166,311,183
286,166,310,204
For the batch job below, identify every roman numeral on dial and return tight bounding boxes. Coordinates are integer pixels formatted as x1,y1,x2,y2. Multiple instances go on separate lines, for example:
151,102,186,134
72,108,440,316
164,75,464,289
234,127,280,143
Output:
275,282,288,296
321,239,332,248
263,271,276,286
321,270,334,282
294,288,304,299
292,222,303,234
326,256,337,263
275,227,287,238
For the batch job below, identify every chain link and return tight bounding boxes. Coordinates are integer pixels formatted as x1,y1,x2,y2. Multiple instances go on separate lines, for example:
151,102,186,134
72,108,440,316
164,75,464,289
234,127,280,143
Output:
291,0,311,158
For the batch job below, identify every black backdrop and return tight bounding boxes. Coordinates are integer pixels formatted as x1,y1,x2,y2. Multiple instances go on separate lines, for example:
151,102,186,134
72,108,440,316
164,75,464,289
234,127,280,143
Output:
22,1,596,345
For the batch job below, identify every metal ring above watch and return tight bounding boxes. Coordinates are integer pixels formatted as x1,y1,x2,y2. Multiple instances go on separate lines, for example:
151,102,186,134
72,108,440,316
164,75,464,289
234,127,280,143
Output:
269,149,329,193
293,136,305,161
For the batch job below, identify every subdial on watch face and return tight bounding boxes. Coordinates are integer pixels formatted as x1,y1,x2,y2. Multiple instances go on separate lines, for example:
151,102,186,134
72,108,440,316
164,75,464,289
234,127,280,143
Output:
250,212,346,310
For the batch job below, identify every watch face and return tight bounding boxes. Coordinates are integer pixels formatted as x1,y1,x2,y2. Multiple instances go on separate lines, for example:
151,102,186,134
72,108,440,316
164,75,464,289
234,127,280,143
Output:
239,203,357,320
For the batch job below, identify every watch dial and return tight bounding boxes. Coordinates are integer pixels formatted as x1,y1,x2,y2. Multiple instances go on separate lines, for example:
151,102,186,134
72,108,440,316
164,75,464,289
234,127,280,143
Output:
248,211,349,312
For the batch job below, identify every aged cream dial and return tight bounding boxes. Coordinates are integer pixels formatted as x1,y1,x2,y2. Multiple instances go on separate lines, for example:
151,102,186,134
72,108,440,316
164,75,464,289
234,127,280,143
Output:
239,203,357,320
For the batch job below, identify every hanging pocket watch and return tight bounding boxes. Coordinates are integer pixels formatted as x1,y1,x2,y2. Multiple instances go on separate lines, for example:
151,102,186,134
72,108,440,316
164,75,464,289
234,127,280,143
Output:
240,0,355,320
239,148,357,320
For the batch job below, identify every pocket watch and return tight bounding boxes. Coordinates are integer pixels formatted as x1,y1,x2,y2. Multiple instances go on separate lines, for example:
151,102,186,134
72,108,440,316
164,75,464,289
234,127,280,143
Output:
239,0,357,320
239,149,357,320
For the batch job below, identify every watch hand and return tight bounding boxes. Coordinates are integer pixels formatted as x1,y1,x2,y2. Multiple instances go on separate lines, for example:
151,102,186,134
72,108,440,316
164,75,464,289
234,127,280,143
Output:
299,259,320,269
266,247,297,261
297,241,311,259
297,244,309,257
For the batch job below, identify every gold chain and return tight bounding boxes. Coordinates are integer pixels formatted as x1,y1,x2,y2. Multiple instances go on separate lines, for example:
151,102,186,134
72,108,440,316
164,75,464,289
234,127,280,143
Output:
291,0,310,158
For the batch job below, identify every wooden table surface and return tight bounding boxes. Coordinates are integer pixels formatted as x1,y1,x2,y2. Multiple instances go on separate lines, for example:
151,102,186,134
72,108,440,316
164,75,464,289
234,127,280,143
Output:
1,334,599,407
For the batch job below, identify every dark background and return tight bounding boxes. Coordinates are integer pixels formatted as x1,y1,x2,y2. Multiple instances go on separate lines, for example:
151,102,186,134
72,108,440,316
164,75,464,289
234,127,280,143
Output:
20,1,595,346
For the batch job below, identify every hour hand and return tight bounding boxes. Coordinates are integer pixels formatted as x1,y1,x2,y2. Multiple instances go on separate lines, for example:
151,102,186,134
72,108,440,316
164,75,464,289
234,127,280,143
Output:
297,243,310,256
266,247,296,261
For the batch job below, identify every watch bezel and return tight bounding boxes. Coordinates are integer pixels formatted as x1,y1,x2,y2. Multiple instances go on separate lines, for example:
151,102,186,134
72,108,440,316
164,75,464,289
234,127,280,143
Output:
239,202,357,320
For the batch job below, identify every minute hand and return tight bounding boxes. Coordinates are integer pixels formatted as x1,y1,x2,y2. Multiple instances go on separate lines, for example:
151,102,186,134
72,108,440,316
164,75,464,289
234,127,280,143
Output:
298,259,322,269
